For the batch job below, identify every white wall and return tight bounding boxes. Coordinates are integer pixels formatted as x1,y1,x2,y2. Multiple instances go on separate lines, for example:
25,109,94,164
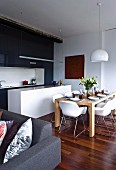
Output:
54,30,116,92
54,32,101,91
101,30,116,92
0,67,44,86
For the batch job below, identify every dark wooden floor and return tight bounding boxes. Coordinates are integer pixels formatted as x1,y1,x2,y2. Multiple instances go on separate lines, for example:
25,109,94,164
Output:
40,113,116,170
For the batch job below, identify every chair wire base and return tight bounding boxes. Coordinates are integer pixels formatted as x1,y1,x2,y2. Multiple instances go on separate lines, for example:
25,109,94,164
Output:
59,114,86,138
95,114,116,137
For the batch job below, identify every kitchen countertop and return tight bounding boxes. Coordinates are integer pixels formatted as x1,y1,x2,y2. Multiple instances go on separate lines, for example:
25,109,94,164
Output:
0,84,44,90
0,84,66,90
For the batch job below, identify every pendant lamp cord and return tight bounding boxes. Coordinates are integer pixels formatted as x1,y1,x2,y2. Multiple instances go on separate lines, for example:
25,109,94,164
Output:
20,11,23,56
97,2,101,48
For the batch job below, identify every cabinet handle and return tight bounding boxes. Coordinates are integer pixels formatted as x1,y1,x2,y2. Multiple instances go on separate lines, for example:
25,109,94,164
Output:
19,56,54,62
30,62,36,65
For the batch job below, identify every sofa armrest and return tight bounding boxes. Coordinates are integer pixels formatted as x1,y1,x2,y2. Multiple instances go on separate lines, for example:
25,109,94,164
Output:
0,136,61,170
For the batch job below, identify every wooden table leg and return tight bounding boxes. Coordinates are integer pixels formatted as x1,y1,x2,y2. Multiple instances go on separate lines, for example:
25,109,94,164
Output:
89,104,95,137
55,100,60,128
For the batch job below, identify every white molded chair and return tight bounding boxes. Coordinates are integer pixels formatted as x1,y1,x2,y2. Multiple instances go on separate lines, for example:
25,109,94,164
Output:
96,97,116,114
109,97,116,110
96,102,106,108
51,94,64,122
95,100,116,136
59,101,87,138
64,92,72,97
72,90,80,95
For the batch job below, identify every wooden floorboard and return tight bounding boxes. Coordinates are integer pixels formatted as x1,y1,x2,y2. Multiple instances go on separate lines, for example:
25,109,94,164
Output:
39,113,116,170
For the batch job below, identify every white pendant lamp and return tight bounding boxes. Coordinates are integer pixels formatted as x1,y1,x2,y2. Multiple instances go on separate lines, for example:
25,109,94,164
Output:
91,2,109,62
91,49,108,62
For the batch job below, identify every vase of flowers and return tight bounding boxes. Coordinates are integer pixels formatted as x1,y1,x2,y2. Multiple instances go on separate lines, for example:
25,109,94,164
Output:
79,76,97,97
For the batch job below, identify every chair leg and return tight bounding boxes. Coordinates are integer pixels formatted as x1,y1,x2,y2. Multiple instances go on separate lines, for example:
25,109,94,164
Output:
96,117,110,136
96,115,116,137
96,116,101,124
110,114,116,136
59,115,67,132
74,118,78,137
103,117,110,135
59,114,86,138
74,116,86,138
110,113,116,128
81,115,86,130
59,116,64,132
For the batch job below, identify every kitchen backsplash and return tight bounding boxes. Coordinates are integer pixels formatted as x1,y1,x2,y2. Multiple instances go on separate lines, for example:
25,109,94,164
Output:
0,67,44,86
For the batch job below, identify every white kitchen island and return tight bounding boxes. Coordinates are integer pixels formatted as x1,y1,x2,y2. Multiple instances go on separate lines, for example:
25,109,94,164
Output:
8,85,71,118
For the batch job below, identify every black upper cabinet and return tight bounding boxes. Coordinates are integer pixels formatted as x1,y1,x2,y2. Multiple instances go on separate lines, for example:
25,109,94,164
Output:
0,23,54,67
6,26,20,67
0,24,8,66
0,54,6,66
0,24,8,54
0,23,54,84
21,31,54,60
0,24,20,67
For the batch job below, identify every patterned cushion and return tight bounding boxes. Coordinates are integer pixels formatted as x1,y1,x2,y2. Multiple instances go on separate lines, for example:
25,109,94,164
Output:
0,120,14,131
0,123,20,164
4,118,32,163
0,122,7,146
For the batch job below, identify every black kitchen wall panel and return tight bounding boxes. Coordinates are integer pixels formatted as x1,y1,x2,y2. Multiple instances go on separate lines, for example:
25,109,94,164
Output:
44,62,53,85
0,89,8,110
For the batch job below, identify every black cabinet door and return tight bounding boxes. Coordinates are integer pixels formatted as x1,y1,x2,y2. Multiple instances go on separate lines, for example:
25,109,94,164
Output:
0,24,8,54
21,31,54,60
0,54,6,66
43,62,53,85
0,23,54,84
0,89,8,110
0,24,8,66
5,26,20,67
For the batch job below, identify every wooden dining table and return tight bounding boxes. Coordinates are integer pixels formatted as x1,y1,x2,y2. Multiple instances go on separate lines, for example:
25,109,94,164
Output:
55,92,116,137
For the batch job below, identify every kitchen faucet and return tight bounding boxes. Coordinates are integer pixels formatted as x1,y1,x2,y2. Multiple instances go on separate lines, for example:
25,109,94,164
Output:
0,80,6,87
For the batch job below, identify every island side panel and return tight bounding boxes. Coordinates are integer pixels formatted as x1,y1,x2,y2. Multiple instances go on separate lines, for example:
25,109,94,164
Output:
20,85,71,118
8,89,21,114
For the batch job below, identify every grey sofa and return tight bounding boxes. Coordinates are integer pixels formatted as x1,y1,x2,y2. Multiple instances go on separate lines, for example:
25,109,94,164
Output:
0,109,61,170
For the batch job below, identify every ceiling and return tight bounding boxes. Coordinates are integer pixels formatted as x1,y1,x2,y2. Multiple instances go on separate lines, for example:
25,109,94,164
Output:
0,0,116,38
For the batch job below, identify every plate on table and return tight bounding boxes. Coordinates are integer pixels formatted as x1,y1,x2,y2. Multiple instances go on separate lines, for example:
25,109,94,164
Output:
104,91,110,95
88,96,99,101
65,92,73,98
72,90,80,95
97,94,106,98
69,98,80,102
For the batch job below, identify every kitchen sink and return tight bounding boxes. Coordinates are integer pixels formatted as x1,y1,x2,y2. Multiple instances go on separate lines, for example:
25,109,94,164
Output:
0,86,14,88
